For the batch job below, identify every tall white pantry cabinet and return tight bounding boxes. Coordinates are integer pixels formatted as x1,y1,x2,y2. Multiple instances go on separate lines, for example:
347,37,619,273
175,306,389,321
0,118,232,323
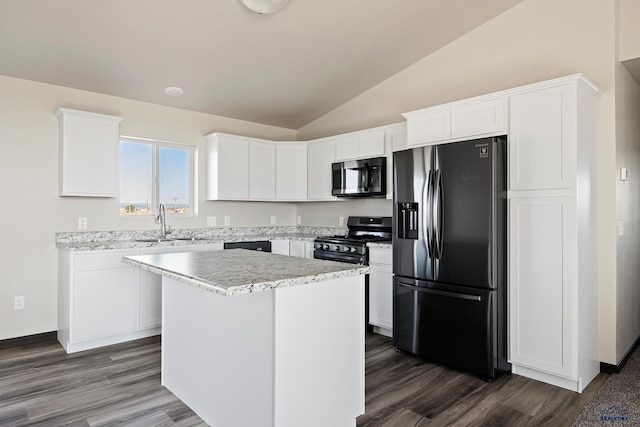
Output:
403,74,601,392
508,75,600,392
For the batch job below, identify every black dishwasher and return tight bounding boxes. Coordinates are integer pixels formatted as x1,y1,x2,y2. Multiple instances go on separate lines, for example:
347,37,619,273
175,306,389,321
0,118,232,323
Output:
223,241,271,252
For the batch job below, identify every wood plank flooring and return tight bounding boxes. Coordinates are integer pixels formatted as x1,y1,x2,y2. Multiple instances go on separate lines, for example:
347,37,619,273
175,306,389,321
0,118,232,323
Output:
0,334,607,426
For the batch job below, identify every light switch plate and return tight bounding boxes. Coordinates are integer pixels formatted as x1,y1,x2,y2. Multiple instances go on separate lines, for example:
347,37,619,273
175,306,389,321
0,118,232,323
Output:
270,216,276,225
224,216,231,226
78,217,87,229
207,216,216,227
339,217,344,227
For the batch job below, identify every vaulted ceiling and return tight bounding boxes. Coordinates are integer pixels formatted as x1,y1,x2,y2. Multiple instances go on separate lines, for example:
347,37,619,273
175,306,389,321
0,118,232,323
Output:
0,0,525,129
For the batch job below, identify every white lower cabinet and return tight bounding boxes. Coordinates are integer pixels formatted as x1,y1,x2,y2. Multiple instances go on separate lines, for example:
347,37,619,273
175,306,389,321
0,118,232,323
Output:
72,258,138,342
509,197,575,379
289,240,314,258
368,245,393,336
58,244,223,353
271,239,291,255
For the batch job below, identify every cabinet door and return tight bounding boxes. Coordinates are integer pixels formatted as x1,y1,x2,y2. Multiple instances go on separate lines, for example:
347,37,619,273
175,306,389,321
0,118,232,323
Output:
509,85,576,191
271,240,290,255
368,248,393,331
276,144,307,200
73,267,138,341
304,241,315,259
289,241,305,258
335,135,359,161
55,108,122,197
249,140,276,199
406,109,451,147
509,196,575,377
358,130,385,158
206,134,249,200
451,98,506,139
307,139,335,200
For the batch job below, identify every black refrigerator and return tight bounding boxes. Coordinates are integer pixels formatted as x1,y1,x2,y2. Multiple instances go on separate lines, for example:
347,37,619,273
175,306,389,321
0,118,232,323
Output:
392,136,510,379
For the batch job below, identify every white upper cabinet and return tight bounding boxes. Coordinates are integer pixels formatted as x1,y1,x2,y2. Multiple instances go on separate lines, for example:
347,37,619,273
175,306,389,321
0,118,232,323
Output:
335,130,385,161
249,140,276,200
405,108,451,146
509,84,576,191
55,108,122,197
205,133,250,200
276,143,308,200
403,98,506,147
451,98,506,139
206,133,278,201
307,138,336,200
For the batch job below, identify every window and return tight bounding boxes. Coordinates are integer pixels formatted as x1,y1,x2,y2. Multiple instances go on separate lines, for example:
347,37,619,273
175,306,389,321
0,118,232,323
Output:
119,137,194,216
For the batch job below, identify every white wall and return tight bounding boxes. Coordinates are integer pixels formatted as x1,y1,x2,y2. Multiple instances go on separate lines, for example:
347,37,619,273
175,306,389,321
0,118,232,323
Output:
614,64,640,361
298,0,621,363
0,75,299,340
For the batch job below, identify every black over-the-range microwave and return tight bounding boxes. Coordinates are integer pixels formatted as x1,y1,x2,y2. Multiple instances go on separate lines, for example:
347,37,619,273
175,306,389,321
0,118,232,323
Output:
331,156,386,198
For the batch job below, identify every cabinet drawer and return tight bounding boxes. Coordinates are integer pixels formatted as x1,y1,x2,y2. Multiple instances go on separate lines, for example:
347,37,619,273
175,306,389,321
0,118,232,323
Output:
73,250,138,271
368,248,392,265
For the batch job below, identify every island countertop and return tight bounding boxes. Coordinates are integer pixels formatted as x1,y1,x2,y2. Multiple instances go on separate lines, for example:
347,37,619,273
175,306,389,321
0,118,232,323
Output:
123,249,370,296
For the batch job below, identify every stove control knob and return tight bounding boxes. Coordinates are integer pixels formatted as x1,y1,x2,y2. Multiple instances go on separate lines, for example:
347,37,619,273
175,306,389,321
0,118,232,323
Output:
343,246,351,252
351,247,358,253
323,244,330,250
334,245,341,251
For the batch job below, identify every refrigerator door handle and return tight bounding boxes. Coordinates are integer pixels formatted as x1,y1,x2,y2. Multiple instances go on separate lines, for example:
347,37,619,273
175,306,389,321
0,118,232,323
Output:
396,282,482,302
433,169,444,259
425,169,434,256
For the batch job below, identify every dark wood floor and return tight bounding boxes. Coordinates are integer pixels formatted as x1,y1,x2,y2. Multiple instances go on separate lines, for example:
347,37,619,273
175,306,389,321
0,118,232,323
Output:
0,333,607,426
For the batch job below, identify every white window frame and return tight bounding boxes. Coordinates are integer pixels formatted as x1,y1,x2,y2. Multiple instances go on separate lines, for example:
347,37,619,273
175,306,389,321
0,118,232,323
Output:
120,136,196,217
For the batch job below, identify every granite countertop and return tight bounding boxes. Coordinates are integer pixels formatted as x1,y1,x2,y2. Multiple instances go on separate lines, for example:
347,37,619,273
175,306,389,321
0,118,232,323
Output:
123,249,371,296
56,231,322,251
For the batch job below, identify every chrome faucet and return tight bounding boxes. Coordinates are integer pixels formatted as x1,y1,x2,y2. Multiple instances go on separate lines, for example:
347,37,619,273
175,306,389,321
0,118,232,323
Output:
157,203,167,239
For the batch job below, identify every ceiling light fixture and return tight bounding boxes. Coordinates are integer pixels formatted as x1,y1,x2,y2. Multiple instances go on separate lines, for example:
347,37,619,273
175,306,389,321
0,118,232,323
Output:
164,86,184,97
240,0,291,14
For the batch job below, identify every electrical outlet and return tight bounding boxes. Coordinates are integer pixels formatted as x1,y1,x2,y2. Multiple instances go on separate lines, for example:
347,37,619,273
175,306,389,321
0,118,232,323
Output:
207,216,216,227
339,216,344,227
296,216,301,225
270,216,276,225
14,296,24,310
224,216,231,226
78,217,87,230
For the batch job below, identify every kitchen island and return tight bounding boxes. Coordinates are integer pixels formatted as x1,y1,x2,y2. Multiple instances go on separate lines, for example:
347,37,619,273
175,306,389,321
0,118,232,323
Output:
122,249,369,427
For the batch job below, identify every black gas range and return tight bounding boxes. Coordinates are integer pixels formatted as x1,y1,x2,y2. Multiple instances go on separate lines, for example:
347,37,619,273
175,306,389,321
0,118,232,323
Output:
314,216,392,265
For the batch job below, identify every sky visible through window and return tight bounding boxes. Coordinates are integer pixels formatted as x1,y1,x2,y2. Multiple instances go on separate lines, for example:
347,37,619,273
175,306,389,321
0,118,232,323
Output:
120,141,190,215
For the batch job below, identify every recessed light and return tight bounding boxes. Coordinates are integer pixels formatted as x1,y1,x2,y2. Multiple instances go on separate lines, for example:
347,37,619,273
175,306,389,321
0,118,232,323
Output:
164,86,184,97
